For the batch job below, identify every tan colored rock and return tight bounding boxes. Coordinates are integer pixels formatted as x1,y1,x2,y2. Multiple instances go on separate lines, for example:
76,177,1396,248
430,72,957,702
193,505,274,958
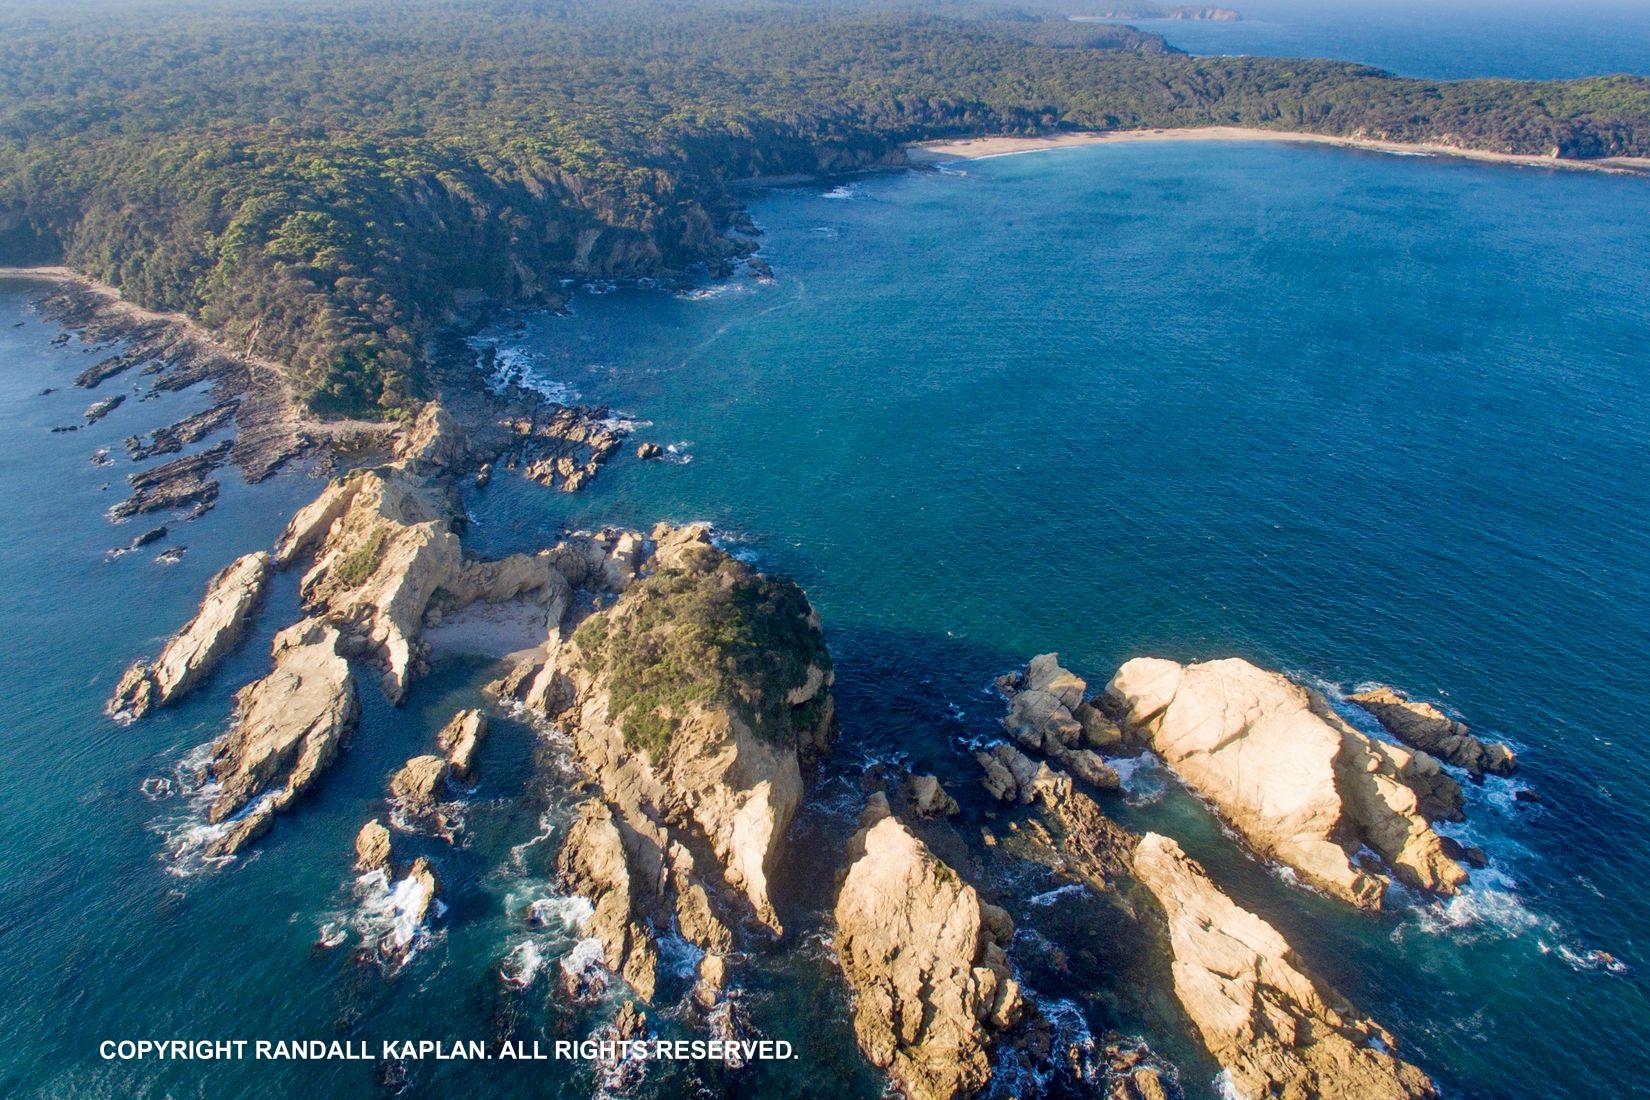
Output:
391,755,449,812
355,819,392,871
201,618,359,856
1349,685,1516,777
394,402,467,473
108,551,270,718
1004,689,1082,751
1134,833,1437,1100
1025,652,1087,712
910,774,960,817
556,799,664,1001
834,809,1023,1100
436,709,489,780
1105,657,1468,909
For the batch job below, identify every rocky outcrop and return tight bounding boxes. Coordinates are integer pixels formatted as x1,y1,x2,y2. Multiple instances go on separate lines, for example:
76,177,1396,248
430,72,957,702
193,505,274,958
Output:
436,709,488,780
108,551,270,718
125,399,238,462
355,818,392,871
200,618,359,857
1133,833,1437,1100
551,524,834,999
110,439,232,520
1349,686,1516,777
999,654,1122,788
393,402,468,474
390,755,449,814
909,774,960,817
513,405,625,492
273,462,569,702
1105,658,1469,909
976,745,1137,889
834,799,1023,1100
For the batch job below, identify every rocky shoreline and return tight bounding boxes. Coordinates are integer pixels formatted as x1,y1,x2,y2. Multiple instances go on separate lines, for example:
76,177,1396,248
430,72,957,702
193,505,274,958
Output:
99,383,1530,1097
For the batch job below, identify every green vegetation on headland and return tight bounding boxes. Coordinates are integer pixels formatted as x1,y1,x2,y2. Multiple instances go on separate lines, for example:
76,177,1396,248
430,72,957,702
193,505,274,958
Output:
571,546,830,758
2,0,1647,417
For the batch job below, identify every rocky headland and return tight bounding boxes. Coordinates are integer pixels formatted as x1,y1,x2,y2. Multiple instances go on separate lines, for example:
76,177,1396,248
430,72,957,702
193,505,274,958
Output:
100,391,1496,1099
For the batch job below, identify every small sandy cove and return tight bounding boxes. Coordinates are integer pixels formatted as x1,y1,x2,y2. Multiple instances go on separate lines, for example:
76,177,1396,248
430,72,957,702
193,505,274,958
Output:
908,127,1650,176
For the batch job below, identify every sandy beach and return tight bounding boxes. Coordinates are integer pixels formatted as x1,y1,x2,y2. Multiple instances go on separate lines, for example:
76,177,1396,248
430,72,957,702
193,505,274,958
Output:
907,127,1650,176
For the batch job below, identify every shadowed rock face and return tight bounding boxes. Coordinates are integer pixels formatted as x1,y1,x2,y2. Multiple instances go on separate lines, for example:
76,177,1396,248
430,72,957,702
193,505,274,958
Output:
1105,657,1469,909
200,618,359,857
1349,685,1516,777
108,550,271,718
834,799,1023,1100
1133,833,1438,1100
549,524,835,1002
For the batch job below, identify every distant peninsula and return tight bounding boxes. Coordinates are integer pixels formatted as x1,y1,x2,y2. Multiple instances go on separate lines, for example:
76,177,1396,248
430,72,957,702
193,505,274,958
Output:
1072,4,1242,20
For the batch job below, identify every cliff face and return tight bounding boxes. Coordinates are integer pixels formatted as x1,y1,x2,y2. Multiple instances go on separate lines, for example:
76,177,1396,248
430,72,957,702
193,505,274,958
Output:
1134,833,1437,1100
544,525,835,1000
834,798,1023,1100
1105,657,1469,909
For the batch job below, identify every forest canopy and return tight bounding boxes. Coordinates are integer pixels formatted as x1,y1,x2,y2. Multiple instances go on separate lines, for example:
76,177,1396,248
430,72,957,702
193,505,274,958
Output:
3,0,1648,416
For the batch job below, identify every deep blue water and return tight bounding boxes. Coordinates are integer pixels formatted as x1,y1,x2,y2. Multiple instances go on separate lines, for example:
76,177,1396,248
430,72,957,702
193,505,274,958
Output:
1109,0,1650,79
2,95,1650,1100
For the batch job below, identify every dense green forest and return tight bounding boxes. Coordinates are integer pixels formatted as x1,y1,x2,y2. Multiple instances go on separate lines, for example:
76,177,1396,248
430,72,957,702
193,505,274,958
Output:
2,0,1648,416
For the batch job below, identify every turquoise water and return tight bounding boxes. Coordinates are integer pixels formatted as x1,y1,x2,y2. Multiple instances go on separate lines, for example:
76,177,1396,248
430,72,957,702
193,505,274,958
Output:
1116,0,1650,78
2,140,1649,1097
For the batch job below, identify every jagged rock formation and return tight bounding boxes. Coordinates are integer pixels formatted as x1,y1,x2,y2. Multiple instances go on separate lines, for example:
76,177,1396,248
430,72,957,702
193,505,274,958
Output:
110,439,232,520
548,524,834,1000
1349,685,1516,777
834,797,1024,1100
108,550,270,718
510,405,624,492
909,774,960,817
273,454,567,702
976,744,1137,889
390,755,449,814
436,709,488,780
199,618,359,856
1133,833,1437,1100
355,818,392,871
1000,654,1122,788
1105,658,1469,909
125,398,238,461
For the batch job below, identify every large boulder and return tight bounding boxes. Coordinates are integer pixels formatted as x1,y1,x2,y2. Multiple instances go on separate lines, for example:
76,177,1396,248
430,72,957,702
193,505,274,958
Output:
1134,833,1437,1100
200,618,359,857
390,755,449,813
108,551,270,718
1105,657,1468,909
834,804,1023,1100
1349,685,1516,777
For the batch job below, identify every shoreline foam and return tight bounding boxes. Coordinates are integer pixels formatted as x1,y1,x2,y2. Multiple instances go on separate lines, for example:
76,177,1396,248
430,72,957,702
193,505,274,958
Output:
906,127,1650,176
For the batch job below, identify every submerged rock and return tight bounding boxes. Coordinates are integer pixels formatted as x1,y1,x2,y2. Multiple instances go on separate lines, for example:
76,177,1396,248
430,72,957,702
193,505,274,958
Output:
1105,657,1469,909
200,618,359,857
108,551,270,719
1133,833,1437,1100
834,802,1023,1100
1349,685,1516,777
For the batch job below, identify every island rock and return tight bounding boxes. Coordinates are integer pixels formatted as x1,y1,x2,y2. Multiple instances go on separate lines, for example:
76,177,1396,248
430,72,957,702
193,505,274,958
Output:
1349,685,1516,777
1105,657,1468,909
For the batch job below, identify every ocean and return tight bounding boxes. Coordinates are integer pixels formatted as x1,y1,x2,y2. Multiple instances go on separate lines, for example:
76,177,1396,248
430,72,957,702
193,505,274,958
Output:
1112,0,1650,79
2,22,1649,1100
